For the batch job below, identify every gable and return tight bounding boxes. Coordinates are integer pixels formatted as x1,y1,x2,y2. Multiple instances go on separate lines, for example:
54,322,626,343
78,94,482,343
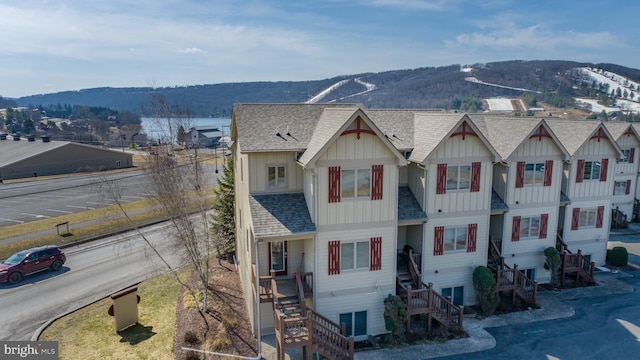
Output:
513,124,568,159
430,119,495,162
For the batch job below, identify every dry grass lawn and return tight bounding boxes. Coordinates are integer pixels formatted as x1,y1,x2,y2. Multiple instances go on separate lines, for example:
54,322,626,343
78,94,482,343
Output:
40,271,183,360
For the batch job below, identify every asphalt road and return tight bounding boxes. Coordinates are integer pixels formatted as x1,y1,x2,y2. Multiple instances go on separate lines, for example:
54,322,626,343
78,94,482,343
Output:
0,164,221,227
0,221,188,341
440,230,640,360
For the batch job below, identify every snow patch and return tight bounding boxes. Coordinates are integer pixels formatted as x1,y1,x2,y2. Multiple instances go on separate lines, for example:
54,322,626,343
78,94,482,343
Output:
465,77,540,93
306,78,377,104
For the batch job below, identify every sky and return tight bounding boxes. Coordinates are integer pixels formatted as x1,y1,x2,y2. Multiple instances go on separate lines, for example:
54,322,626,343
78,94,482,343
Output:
1,0,638,98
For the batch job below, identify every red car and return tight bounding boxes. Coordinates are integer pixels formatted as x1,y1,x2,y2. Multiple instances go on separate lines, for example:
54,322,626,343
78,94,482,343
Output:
0,245,66,284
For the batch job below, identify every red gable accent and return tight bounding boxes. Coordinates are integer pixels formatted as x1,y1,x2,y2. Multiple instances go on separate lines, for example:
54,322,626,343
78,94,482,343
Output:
449,121,478,140
590,128,608,142
340,116,376,140
529,125,552,141
624,127,634,136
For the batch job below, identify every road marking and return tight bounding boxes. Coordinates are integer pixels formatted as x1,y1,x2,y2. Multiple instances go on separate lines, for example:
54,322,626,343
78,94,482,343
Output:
21,213,51,218
86,201,112,206
66,205,95,210
0,218,23,223
122,195,145,199
44,209,73,214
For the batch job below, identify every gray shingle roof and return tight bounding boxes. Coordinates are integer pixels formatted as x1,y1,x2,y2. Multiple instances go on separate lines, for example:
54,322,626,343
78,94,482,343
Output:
398,187,427,222
604,121,640,142
470,115,569,161
249,193,316,238
491,190,509,212
232,103,360,153
297,106,360,165
546,119,604,156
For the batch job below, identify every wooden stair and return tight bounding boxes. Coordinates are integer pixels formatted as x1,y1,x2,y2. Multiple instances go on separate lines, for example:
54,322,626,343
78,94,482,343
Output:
489,237,538,307
556,233,596,287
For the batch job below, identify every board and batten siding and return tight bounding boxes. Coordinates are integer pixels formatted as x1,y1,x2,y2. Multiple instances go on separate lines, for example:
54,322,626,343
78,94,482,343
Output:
502,206,559,276
247,152,303,193
614,134,639,175
421,215,490,305
407,163,426,211
316,132,399,226
427,160,493,213
568,138,618,199
562,199,611,265
314,226,396,338
509,156,563,205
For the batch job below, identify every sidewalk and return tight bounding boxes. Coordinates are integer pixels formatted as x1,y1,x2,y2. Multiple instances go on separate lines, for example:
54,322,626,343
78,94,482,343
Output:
260,270,634,360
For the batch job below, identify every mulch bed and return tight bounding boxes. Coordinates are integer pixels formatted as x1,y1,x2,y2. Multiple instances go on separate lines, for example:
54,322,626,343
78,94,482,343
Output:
174,261,258,360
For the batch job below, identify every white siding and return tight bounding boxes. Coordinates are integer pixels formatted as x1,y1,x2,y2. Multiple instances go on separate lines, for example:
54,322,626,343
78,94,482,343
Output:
248,152,303,193
421,215,490,305
428,160,493,213
562,199,611,265
569,138,618,199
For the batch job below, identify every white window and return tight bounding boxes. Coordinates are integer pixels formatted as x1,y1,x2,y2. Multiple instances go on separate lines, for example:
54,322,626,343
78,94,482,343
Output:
341,169,370,198
447,165,470,190
620,149,630,163
519,216,540,239
524,163,544,185
583,161,601,180
614,181,627,195
340,241,369,270
444,227,467,252
579,209,598,228
268,165,286,188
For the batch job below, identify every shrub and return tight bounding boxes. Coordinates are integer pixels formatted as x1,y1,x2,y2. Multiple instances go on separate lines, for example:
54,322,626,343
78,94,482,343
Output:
472,266,500,316
608,246,629,267
544,247,562,288
383,294,407,344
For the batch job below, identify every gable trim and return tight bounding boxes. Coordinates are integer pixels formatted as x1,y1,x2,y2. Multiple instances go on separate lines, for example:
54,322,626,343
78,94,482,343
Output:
340,116,376,139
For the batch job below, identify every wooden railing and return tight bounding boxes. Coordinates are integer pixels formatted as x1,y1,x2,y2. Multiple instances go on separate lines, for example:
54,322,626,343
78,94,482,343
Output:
294,270,307,317
300,271,313,296
489,236,502,263
407,249,421,288
612,207,628,229
561,249,595,286
252,264,274,303
556,231,572,254
496,264,537,306
309,308,354,360
398,281,463,333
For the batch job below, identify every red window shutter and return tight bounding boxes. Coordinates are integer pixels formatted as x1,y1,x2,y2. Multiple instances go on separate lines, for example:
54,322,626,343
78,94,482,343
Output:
511,216,521,242
571,208,580,230
539,213,548,239
630,148,635,164
434,226,444,256
596,206,604,228
371,165,384,200
600,158,608,182
626,180,632,195
471,162,481,192
516,161,525,188
467,223,477,252
576,160,585,183
328,241,340,275
436,164,447,194
328,166,341,203
370,237,382,271
544,160,553,186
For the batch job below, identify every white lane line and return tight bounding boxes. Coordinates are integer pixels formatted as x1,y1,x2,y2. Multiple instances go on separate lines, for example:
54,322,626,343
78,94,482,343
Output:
86,201,112,206
21,213,51,218
66,205,95,210
0,218,24,224
45,209,74,214
121,195,145,199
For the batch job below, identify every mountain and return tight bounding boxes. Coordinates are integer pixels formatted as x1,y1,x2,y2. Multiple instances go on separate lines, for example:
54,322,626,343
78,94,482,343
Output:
14,60,640,117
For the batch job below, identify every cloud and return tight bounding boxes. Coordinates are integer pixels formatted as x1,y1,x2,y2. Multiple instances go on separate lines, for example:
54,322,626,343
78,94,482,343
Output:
178,48,206,54
449,23,621,52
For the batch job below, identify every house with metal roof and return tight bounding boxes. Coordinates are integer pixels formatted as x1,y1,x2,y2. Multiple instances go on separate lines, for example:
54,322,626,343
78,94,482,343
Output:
187,126,223,148
0,134,133,180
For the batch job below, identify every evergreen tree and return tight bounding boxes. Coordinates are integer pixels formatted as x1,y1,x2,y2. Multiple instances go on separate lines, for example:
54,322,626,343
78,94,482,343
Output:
210,156,235,259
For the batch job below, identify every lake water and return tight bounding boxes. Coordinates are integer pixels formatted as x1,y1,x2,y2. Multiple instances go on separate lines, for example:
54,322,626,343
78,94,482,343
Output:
141,117,231,140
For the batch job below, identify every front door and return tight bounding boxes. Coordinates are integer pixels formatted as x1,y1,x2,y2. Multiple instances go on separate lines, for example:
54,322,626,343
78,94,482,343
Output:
269,241,288,276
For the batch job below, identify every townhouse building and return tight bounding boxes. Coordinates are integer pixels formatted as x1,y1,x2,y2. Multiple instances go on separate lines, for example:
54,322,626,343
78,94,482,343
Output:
604,122,640,223
231,104,628,346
